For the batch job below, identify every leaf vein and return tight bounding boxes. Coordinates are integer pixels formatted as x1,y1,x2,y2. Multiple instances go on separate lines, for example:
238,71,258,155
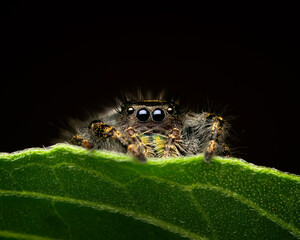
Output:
0,190,208,240
52,162,126,188
118,165,299,236
0,229,61,240
51,200,72,239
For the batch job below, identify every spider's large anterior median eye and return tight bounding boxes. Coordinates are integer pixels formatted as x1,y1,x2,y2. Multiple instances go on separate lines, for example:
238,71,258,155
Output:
137,108,150,121
127,107,134,115
152,108,165,122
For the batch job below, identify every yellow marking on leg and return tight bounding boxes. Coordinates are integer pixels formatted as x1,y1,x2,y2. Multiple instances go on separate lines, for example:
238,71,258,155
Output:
221,143,231,157
70,134,94,149
163,128,181,157
206,140,217,153
204,114,225,162
126,127,147,161
82,139,94,149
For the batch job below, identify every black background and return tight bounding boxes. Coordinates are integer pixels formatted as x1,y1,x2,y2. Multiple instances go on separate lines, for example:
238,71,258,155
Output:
1,2,298,174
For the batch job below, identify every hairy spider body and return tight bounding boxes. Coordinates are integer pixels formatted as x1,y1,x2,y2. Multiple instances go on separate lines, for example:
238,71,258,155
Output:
68,96,230,162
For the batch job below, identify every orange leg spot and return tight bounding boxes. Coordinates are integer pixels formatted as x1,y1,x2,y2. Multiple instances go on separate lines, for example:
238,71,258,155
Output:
82,139,94,149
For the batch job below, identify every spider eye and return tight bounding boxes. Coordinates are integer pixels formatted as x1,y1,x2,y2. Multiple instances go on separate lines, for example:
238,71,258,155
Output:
127,107,134,115
152,108,165,122
167,107,174,115
137,108,150,121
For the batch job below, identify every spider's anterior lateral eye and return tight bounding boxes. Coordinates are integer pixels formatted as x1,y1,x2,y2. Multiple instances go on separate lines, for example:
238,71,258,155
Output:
167,107,174,115
127,107,135,115
137,108,150,121
152,108,165,122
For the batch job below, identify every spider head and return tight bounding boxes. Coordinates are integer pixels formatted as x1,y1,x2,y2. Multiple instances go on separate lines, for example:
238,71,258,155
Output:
120,100,181,133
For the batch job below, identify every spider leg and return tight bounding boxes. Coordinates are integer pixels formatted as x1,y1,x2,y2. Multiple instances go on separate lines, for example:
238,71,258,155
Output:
88,121,147,162
163,128,182,157
70,134,94,149
204,114,226,162
126,127,147,162
220,142,231,158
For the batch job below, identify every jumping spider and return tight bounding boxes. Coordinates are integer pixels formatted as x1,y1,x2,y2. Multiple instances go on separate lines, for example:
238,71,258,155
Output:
68,95,231,162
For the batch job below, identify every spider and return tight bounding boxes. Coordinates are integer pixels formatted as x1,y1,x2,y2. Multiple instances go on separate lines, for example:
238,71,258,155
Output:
68,94,231,162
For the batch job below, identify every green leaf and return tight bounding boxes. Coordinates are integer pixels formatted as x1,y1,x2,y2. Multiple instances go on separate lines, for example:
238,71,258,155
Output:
0,144,299,240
